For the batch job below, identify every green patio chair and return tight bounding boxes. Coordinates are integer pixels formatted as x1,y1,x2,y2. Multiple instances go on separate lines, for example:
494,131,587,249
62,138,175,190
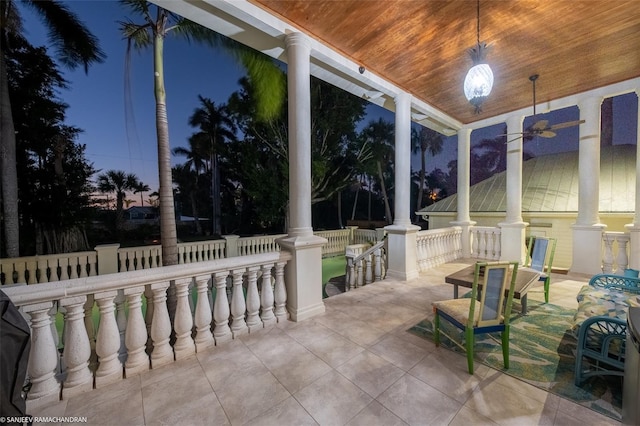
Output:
523,236,556,303
432,261,519,374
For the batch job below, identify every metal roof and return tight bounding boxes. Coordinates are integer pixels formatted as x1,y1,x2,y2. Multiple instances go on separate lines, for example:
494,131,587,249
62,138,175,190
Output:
419,144,637,213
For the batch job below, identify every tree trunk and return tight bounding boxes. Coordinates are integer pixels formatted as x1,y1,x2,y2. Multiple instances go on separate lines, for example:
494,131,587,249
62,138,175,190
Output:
154,34,178,266
0,50,20,257
190,190,202,235
350,178,360,221
212,153,221,236
377,161,393,225
415,147,426,223
367,175,372,221
337,190,343,228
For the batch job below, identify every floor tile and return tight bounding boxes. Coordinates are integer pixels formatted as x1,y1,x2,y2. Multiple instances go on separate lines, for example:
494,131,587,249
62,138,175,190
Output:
345,400,407,426
295,370,372,425
368,334,427,371
336,350,404,398
245,396,317,426
376,374,461,425
304,332,365,368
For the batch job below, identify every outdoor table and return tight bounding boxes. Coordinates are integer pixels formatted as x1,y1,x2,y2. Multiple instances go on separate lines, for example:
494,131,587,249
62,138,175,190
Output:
444,265,540,314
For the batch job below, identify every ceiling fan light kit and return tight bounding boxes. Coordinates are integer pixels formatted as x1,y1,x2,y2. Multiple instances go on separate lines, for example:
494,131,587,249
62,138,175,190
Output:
464,0,493,114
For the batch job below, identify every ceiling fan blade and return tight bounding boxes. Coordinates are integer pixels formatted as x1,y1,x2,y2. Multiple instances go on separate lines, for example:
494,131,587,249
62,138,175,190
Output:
531,120,549,130
505,136,524,144
548,120,585,130
539,130,556,138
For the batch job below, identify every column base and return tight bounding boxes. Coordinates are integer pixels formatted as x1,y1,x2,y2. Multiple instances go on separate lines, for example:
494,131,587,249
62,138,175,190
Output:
625,223,640,270
384,224,420,281
498,221,528,263
570,223,607,275
277,234,327,322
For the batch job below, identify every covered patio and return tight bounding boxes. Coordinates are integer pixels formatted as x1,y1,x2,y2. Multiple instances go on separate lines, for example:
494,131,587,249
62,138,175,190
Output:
30,260,619,425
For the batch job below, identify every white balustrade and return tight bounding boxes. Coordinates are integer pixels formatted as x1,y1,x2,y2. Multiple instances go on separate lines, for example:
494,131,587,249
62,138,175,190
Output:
469,226,501,260
602,231,631,274
414,227,463,272
344,240,387,290
2,251,292,407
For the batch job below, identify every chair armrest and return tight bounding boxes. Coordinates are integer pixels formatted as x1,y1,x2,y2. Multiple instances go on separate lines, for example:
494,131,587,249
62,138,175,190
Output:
589,274,640,294
575,315,627,368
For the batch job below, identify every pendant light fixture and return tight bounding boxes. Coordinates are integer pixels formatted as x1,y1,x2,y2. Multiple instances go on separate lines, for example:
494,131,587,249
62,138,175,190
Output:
463,0,493,114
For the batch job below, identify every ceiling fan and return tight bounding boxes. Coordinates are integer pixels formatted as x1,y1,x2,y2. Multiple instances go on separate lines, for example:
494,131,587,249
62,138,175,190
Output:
503,74,584,144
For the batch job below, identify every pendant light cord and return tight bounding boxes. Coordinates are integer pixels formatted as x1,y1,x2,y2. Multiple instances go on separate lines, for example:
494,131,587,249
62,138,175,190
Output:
476,0,481,46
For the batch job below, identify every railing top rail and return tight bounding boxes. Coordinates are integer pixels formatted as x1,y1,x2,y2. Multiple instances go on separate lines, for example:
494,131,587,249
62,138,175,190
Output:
3,251,291,306
0,250,97,264
417,226,462,237
351,239,386,263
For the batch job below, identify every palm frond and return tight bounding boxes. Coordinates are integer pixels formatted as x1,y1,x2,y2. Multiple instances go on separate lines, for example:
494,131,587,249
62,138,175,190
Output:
118,0,153,24
1,0,24,37
25,0,105,73
119,19,153,50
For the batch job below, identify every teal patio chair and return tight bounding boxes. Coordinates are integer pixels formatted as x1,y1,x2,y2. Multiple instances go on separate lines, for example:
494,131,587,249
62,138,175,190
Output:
523,236,556,303
432,261,519,374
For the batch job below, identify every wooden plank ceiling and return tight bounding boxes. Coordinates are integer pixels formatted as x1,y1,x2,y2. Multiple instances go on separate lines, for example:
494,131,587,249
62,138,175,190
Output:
250,0,640,124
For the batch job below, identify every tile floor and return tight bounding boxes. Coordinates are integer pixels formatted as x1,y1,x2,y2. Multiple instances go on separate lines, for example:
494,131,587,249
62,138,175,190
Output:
32,260,621,425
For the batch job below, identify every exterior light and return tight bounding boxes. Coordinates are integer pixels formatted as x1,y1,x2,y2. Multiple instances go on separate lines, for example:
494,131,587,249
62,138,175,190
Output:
464,0,493,114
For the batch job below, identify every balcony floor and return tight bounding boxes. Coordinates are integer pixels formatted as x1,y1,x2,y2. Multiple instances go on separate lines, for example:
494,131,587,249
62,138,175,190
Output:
33,260,620,425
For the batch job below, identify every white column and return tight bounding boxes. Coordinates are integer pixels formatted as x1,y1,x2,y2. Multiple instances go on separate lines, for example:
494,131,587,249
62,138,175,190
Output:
451,127,476,257
626,89,640,270
499,114,528,263
278,32,326,321
571,95,607,274
385,91,420,281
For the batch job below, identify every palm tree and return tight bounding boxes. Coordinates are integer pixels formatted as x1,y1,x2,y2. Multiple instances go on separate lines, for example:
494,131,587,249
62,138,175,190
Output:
0,0,104,257
172,135,209,235
132,181,150,206
119,0,285,265
411,126,443,219
187,96,236,236
97,170,140,234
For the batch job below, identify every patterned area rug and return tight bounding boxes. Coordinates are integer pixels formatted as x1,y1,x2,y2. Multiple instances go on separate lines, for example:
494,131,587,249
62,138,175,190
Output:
409,301,623,421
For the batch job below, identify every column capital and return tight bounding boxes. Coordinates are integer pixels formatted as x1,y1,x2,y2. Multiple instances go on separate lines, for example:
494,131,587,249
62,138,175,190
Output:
285,32,310,49
393,91,411,105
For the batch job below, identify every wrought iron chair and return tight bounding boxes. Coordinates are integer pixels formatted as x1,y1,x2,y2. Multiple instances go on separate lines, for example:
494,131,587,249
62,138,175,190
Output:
432,261,519,374
523,236,556,303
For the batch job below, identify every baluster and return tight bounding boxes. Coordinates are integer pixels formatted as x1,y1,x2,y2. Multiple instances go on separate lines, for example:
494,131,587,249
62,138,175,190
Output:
346,257,354,291
213,271,232,344
144,285,154,347
274,262,288,321
260,264,276,327
602,234,615,273
83,294,96,350
356,259,364,288
245,267,261,332
60,295,92,398
149,282,173,368
173,278,195,360
23,302,61,405
114,290,127,361
616,236,629,273
35,258,47,283
374,248,382,281
24,259,36,284
365,255,373,284
194,275,214,352
94,290,122,387
471,230,478,258
493,230,501,260
47,260,58,282
124,286,149,376
230,269,248,337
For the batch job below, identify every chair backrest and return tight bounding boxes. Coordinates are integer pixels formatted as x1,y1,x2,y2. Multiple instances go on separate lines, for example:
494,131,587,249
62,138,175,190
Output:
526,236,556,274
471,261,519,327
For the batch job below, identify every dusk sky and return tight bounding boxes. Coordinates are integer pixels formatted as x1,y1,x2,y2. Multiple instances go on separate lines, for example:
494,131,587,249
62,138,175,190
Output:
20,1,637,201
